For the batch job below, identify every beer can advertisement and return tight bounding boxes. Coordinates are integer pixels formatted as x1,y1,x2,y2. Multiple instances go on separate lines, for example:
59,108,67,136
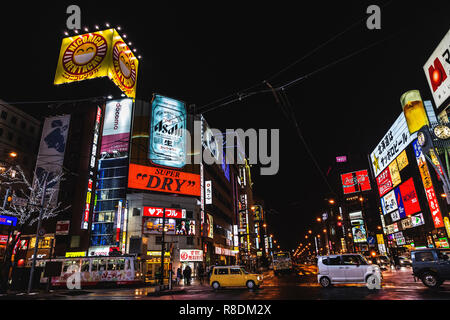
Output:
149,94,186,168
54,29,138,98
423,28,450,108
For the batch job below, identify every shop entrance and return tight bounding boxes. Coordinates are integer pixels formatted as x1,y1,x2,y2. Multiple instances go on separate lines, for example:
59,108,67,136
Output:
144,251,170,284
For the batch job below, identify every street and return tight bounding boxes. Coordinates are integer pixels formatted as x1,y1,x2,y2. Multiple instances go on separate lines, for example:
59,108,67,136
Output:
3,265,450,300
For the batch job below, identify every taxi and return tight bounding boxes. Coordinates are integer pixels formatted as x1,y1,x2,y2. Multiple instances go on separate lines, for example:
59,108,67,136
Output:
209,266,263,289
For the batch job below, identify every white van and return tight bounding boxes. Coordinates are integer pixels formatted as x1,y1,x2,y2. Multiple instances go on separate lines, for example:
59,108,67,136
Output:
317,254,381,288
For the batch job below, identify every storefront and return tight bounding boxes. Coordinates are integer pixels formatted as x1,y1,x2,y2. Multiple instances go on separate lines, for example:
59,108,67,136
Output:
214,246,238,266
179,249,203,277
144,251,170,283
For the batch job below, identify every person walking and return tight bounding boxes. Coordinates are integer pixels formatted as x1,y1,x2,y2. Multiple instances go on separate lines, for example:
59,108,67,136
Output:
183,265,192,285
176,267,182,286
197,264,204,285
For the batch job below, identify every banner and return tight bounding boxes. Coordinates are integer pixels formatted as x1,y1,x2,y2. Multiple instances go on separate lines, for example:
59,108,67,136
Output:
149,95,186,168
413,140,444,228
205,181,212,204
34,115,71,206
398,178,421,217
100,99,133,155
376,167,393,197
180,249,203,262
143,207,186,219
54,29,138,98
207,213,214,239
128,163,200,196
341,170,371,194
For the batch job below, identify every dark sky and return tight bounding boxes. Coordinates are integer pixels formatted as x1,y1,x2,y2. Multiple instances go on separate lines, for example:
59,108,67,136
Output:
1,1,450,250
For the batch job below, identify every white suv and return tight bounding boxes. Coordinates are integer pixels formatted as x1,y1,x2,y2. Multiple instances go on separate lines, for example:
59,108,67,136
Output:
317,254,381,288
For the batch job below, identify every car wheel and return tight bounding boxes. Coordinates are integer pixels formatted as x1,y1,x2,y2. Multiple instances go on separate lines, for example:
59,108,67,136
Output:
319,276,331,288
421,272,441,289
246,280,255,289
212,281,220,290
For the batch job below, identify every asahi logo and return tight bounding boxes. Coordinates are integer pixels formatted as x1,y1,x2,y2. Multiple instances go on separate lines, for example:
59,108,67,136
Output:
153,117,184,137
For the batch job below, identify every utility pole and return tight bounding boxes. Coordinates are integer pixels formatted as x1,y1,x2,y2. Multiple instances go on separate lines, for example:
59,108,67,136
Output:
27,171,48,294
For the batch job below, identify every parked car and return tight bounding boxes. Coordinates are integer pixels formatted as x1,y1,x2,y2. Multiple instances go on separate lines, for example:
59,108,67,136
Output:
411,249,450,288
398,256,412,267
209,266,263,290
317,254,382,289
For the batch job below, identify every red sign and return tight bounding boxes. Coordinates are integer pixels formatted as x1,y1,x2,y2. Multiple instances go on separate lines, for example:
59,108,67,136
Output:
428,57,448,92
399,178,421,216
376,167,393,197
143,207,186,219
0,235,8,245
341,170,371,194
128,164,200,196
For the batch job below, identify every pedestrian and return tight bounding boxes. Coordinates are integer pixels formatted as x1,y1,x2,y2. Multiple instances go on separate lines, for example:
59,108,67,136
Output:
176,267,182,285
183,265,192,285
197,264,204,285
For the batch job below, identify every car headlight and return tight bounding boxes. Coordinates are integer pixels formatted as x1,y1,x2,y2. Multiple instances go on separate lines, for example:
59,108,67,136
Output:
257,276,262,281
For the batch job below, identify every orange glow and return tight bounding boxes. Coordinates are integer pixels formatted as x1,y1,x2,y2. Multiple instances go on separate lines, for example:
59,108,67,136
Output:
9,152,17,158
316,217,322,222
328,199,335,204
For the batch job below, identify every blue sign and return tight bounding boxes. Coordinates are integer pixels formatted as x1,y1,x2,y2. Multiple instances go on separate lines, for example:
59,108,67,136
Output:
149,95,186,168
394,187,406,219
0,215,17,226
368,236,376,245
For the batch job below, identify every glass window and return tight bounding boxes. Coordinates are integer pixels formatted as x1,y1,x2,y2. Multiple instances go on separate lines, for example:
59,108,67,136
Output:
81,260,90,272
117,259,125,270
328,256,342,265
240,268,249,274
415,252,435,262
63,260,77,272
107,259,116,270
11,117,17,125
1,111,7,120
230,268,241,275
217,268,229,275
437,251,450,260
99,259,107,271
342,255,361,265
91,260,99,271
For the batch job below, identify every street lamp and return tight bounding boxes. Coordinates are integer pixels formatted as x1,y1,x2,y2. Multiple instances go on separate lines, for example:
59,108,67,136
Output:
316,217,321,222
328,199,335,205
9,151,17,158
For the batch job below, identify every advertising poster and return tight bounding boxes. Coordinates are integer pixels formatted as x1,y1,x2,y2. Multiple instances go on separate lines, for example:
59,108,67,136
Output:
180,250,203,262
205,181,212,204
149,94,186,168
341,170,371,194
176,220,195,235
394,187,406,218
391,210,401,222
423,28,450,108
413,140,444,228
399,178,421,216
389,161,401,188
100,99,133,155
143,206,186,219
396,150,409,171
34,115,71,206
142,218,176,234
352,225,367,243
382,190,398,215
411,213,425,227
376,167,393,197
128,164,200,196
207,213,214,239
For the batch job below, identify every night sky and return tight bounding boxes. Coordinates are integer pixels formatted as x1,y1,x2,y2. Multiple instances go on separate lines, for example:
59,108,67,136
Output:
1,1,450,250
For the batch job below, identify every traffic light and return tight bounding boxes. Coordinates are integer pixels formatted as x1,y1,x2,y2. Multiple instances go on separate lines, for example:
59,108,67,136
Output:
337,221,342,227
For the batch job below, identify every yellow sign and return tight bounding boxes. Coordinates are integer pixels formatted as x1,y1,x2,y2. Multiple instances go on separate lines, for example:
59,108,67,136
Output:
147,251,170,257
389,160,401,187
396,150,408,171
108,30,139,98
54,29,138,98
376,234,384,245
444,217,450,238
65,251,86,258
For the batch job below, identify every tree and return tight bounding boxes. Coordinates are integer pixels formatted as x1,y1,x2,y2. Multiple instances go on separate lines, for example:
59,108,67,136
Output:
0,165,70,293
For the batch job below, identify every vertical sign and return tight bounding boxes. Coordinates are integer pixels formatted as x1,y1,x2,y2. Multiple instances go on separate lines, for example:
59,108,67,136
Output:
413,140,444,228
116,200,123,244
205,181,212,205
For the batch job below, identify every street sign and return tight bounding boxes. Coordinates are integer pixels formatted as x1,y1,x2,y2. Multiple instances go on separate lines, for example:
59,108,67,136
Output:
0,215,17,226
367,236,375,245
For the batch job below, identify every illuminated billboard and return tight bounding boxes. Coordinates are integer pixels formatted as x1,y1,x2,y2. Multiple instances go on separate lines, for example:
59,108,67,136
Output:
54,29,139,98
376,167,393,197
340,170,371,194
128,163,200,196
370,113,417,177
398,178,421,217
100,99,133,155
352,225,367,243
149,95,186,168
423,29,450,108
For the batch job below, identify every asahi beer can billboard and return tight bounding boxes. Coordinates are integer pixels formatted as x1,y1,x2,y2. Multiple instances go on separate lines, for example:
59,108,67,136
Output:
149,94,186,168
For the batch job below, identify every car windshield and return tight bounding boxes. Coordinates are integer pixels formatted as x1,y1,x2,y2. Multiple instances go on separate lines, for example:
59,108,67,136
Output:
437,250,450,260
240,267,249,274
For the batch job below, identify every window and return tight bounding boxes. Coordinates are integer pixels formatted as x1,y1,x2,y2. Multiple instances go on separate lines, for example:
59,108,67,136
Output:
215,268,229,275
81,260,90,272
342,255,361,265
230,268,241,275
325,256,342,265
98,259,107,271
10,117,17,125
91,260,99,271
437,251,450,261
107,259,116,270
1,111,7,120
63,260,78,272
415,251,435,262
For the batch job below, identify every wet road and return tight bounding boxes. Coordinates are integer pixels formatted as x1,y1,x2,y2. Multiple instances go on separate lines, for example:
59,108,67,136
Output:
4,264,450,300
